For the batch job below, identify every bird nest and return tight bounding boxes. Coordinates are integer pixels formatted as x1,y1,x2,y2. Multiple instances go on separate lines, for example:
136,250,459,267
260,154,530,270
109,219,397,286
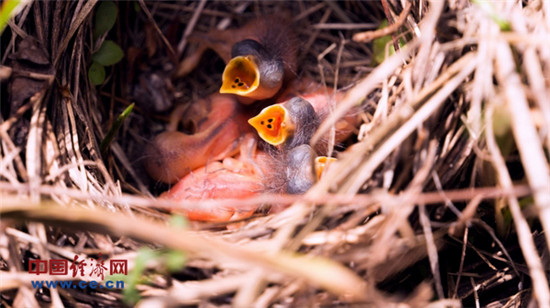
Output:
1,1,549,307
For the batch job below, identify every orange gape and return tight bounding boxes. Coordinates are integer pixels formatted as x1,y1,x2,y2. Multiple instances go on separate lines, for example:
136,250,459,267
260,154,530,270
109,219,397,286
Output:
160,153,271,222
247,104,289,146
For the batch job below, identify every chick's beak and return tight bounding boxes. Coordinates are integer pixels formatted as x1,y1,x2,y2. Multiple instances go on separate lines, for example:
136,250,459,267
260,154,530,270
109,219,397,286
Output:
314,156,337,180
248,104,294,146
220,56,260,96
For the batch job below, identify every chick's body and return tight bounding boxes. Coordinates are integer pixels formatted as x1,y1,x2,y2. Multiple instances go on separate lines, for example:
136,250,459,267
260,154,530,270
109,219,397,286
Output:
144,94,252,184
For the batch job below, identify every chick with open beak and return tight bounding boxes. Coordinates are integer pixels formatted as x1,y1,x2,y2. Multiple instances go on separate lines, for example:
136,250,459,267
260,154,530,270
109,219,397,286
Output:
175,15,297,103
220,39,286,102
248,97,319,149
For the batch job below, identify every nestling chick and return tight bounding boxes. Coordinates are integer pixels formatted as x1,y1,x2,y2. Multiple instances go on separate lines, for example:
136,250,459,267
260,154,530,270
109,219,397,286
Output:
249,85,360,152
176,15,298,103
248,97,319,149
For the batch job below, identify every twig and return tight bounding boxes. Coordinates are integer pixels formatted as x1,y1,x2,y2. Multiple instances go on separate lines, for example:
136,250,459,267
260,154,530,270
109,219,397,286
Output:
0,102,33,181
140,273,284,305
54,0,97,67
310,39,416,146
59,84,89,193
6,19,28,39
471,277,480,308
494,40,550,251
412,0,445,91
216,2,248,30
341,53,476,194
301,216,383,246
471,219,521,280
176,0,207,55
25,88,48,202
298,8,332,64
510,8,550,157
419,205,445,299
1,0,32,64
10,70,55,82
365,141,437,266
324,0,352,23
138,0,176,59
486,103,550,308
353,1,412,43
0,182,532,214
293,3,325,22
452,226,469,298
313,23,377,30
1,204,369,301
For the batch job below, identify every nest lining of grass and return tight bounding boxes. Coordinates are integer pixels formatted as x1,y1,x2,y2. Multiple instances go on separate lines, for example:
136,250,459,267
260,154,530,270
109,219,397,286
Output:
1,0,550,307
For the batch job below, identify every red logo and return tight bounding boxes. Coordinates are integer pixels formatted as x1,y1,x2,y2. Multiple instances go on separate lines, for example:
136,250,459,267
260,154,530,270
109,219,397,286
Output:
69,255,87,278
110,259,128,275
49,260,68,275
89,253,108,280
28,260,48,275
28,255,128,278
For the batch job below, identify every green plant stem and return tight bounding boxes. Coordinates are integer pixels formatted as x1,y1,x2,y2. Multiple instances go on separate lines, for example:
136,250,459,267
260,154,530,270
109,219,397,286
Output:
100,103,134,156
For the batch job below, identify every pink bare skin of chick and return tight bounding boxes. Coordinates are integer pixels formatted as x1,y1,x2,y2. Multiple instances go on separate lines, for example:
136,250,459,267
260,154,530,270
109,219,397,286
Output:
159,143,324,222
160,149,273,222
300,88,358,147
144,94,253,184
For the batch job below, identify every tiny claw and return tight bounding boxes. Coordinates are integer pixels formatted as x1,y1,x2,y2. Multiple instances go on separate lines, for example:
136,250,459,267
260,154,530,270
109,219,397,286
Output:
314,156,337,180
248,104,294,146
220,56,260,96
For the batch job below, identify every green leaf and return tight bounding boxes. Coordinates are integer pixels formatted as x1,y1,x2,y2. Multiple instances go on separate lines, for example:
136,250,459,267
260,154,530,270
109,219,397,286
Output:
372,20,406,65
93,1,118,39
372,21,393,65
134,247,158,273
168,215,189,229
164,250,187,272
492,107,516,156
492,106,511,137
0,0,21,34
121,247,159,305
92,40,124,66
473,0,511,31
106,273,126,283
88,61,106,85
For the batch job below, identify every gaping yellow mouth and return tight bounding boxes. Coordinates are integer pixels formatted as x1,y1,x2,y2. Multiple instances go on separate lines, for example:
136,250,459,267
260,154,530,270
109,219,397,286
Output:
248,104,293,146
220,56,260,96
314,156,337,180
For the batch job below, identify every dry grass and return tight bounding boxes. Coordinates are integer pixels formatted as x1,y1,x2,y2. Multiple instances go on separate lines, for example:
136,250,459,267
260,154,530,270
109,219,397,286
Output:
1,0,549,307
